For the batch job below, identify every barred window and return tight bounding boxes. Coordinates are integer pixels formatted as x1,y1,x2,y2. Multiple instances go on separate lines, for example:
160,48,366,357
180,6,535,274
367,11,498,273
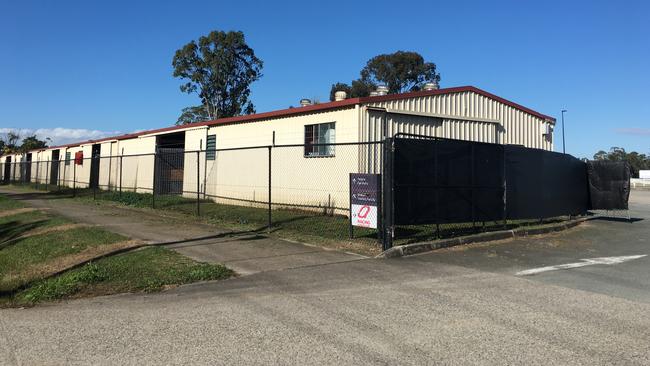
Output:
65,152,71,166
304,122,335,157
206,134,216,160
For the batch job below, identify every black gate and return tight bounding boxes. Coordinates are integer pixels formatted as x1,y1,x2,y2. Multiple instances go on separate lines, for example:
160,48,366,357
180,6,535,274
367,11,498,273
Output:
155,148,185,195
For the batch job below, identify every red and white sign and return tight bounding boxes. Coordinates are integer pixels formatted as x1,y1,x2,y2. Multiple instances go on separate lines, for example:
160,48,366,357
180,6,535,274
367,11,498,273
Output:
352,204,378,229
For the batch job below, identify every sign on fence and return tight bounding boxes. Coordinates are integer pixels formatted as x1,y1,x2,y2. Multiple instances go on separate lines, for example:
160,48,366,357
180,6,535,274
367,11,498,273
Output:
350,173,380,229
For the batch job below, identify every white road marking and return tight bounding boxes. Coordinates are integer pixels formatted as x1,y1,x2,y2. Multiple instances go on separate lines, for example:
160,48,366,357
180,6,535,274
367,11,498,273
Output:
516,255,647,276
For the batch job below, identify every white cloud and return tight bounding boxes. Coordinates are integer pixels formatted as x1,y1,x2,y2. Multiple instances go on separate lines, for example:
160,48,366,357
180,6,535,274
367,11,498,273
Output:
614,128,650,136
0,127,121,146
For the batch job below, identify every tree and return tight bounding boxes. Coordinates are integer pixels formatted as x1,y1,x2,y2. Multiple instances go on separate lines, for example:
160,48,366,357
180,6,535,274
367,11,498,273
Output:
19,135,49,153
176,106,211,125
0,132,21,154
172,30,263,125
330,51,441,101
593,147,650,177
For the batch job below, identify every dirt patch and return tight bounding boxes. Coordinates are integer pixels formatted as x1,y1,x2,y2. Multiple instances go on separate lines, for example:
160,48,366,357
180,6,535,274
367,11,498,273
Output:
3,239,144,285
0,207,38,217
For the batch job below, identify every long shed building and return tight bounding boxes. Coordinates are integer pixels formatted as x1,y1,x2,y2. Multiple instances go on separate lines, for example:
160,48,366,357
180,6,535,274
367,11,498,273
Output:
1,86,555,212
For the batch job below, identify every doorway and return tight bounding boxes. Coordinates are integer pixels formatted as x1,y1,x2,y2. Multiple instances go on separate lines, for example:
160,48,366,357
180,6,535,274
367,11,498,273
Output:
3,156,10,183
50,150,60,185
89,144,101,189
155,132,185,195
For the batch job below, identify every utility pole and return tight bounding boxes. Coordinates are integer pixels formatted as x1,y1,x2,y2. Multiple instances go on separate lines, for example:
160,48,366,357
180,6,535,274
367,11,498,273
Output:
561,109,567,154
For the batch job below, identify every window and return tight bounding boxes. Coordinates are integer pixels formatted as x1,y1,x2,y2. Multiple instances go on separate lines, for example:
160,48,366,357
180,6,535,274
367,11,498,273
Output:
65,152,71,166
304,122,335,157
206,134,216,160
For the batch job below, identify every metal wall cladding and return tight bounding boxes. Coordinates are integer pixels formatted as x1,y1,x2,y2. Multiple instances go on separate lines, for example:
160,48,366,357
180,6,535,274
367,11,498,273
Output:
362,90,553,151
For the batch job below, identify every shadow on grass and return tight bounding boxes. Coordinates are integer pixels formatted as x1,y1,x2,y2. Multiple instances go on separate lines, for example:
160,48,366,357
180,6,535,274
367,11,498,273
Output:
0,220,50,249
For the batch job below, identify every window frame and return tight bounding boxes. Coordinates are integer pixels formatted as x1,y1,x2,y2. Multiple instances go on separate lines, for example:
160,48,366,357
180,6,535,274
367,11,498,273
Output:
206,134,216,160
304,122,336,158
65,152,71,166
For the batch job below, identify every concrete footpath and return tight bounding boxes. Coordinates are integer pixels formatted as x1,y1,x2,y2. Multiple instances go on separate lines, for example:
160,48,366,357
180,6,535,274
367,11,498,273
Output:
0,188,366,275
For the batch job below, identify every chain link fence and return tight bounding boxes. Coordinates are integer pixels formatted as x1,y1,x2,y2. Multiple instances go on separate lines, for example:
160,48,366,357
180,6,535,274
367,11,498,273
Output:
0,142,384,245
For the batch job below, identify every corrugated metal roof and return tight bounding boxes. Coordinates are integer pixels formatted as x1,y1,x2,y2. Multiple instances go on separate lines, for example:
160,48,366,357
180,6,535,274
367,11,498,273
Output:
4,86,555,155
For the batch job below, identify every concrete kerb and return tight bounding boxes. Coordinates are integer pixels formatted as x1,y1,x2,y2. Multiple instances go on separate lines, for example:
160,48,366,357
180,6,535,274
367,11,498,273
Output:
377,217,589,258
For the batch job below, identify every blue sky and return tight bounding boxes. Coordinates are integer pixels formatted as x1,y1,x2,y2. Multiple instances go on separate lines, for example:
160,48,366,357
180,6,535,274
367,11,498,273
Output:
1,0,648,158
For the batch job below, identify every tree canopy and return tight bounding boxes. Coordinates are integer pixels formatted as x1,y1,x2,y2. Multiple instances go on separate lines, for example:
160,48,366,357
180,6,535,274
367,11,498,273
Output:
593,147,650,178
0,132,49,154
330,51,441,101
172,30,263,125
176,106,211,125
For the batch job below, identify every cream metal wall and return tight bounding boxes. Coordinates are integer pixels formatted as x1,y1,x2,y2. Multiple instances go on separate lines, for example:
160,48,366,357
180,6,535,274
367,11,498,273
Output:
363,90,553,150
196,106,362,211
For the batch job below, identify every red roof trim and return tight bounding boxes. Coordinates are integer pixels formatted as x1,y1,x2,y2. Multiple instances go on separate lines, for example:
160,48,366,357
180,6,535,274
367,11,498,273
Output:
7,86,554,156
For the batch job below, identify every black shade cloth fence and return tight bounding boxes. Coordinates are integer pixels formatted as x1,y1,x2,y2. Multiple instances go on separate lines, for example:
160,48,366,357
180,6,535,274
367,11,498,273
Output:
390,136,622,227
586,160,631,210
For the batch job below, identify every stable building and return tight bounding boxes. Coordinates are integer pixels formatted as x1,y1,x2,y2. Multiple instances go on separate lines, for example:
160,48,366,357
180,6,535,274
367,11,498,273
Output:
1,85,555,211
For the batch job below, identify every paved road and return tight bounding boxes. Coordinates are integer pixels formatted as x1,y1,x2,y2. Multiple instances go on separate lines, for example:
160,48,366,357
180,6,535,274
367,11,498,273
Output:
0,191,649,365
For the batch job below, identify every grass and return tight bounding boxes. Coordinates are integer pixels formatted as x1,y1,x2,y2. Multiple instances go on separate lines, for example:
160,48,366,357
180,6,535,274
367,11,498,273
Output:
15,247,233,304
0,194,26,210
0,193,234,307
63,188,382,251
5,184,574,250
80,189,562,245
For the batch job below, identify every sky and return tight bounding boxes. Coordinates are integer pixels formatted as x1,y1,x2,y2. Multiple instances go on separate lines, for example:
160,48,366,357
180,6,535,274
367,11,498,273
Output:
0,0,648,158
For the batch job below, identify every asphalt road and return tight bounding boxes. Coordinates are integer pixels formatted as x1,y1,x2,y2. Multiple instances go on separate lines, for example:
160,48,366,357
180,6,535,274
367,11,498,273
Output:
1,191,649,365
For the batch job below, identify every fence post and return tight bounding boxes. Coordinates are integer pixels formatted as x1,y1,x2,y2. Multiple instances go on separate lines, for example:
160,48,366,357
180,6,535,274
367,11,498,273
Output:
119,155,123,197
435,138,440,239
35,160,40,190
73,160,77,198
152,151,157,209
196,150,201,216
45,160,50,191
267,145,272,232
381,138,394,251
349,173,354,239
502,148,507,229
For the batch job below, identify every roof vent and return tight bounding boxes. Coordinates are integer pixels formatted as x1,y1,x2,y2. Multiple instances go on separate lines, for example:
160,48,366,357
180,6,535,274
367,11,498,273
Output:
423,81,439,91
300,98,312,107
334,90,347,101
375,85,389,96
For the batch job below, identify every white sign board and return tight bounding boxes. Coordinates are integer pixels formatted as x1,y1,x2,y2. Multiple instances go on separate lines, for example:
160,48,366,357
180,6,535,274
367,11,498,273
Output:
350,173,380,229
351,204,378,229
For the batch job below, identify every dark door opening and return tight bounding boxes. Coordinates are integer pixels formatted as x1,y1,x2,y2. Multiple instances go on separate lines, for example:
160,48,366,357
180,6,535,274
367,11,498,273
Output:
3,157,10,184
24,153,33,183
155,132,185,195
50,150,60,185
89,144,101,189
